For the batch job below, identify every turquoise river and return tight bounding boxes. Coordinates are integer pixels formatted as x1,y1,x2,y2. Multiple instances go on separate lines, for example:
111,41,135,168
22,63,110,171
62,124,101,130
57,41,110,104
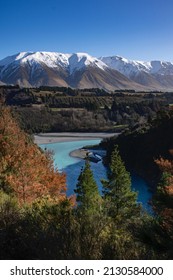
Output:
40,139,152,212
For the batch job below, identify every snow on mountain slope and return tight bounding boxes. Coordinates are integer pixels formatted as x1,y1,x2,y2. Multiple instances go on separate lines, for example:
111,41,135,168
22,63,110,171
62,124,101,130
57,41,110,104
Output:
0,52,121,89
0,52,107,74
68,53,107,74
1,52,173,78
100,55,173,77
100,55,173,90
1,51,173,90
0,52,27,67
149,60,173,75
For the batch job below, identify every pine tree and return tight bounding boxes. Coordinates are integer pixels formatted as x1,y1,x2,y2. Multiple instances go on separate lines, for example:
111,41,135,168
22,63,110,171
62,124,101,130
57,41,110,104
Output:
103,146,139,222
74,158,101,215
102,146,141,259
74,158,104,259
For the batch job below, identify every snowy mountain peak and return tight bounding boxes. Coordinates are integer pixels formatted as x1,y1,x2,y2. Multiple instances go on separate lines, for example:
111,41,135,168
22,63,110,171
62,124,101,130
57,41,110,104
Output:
68,53,107,74
100,55,173,76
15,52,32,60
0,51,107,74
1,51,173,91
17,52,70,69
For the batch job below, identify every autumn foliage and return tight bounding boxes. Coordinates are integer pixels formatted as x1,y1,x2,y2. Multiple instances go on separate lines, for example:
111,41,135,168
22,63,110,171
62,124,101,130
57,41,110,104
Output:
154,152,173,237
0,105,66,204
1,101,173,259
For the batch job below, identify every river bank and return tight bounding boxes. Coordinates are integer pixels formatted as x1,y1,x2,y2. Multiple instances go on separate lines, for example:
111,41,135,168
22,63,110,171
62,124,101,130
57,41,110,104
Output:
70,148,88,159
34,132,118,145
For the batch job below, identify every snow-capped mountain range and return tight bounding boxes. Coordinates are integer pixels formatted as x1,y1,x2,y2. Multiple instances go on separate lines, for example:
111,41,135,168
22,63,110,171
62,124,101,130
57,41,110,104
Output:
100,55,173,76
0,51,173,91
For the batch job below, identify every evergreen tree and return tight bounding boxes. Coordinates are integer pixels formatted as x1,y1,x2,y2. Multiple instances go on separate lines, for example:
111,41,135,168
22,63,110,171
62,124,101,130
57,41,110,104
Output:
103,145,140,221
102,146,141,259
74,158,104,259
74,158,101,215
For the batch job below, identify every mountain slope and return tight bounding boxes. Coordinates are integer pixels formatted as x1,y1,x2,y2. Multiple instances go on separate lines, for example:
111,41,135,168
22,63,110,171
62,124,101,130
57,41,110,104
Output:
1,52,173,91
100,55,173,90
0,52,149,90
0,52,70,87
67,66,145,91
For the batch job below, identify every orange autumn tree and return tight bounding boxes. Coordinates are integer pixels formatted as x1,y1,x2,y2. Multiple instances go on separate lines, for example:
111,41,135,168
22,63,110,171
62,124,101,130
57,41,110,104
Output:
0,104,66,204
154,150,173,238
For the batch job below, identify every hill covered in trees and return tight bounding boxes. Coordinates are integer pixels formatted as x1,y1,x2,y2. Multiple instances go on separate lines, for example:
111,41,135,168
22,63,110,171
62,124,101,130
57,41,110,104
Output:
0,90,172,260
0,104,67,204
1,85,172,133
101,110,173,189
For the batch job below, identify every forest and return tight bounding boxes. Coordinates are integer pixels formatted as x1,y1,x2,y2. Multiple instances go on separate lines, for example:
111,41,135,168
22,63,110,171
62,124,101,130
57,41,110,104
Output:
0,97,173,259
0,85,172,133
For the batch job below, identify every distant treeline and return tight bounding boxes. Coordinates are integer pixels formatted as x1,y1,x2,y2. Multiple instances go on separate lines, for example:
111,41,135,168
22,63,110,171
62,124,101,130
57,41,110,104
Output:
1,85,171,134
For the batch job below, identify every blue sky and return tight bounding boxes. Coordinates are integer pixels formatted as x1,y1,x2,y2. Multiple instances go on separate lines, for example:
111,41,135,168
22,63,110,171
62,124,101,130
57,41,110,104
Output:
1,0,173,61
